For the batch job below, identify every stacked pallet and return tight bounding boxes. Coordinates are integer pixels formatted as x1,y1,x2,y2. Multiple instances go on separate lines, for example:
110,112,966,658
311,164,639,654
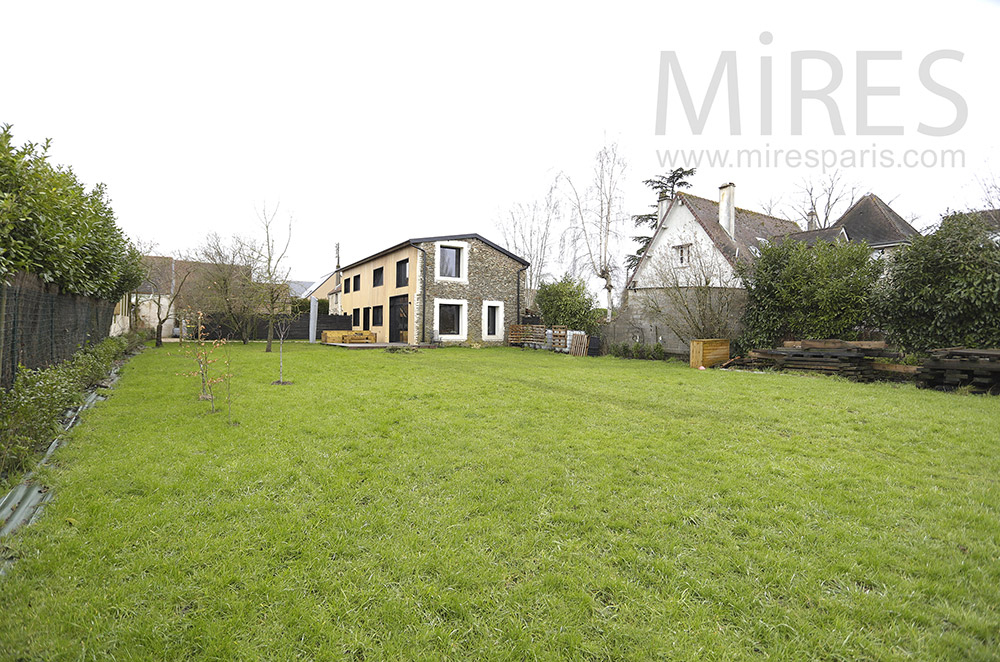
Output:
750,347,876,382
917,348,1000,394
509,324,546,346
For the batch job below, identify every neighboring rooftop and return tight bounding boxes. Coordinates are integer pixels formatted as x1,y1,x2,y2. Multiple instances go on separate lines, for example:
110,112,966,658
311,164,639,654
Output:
830,194,919,247
287,280,315,298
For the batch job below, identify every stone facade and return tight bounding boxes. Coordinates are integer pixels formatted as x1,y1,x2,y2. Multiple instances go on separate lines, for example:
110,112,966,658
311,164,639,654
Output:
414,238,527,345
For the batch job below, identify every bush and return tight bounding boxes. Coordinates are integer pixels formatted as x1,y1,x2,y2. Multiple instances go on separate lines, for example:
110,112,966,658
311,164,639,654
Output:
0,126,143,300
535,276,600,336
651,343,666,361
736,239,883,351
1,335,138,481
881,212,1000,351
632,342,646,360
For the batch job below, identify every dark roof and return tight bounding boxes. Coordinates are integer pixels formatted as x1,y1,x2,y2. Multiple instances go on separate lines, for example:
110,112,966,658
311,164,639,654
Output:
626,192,799,290
339,233,529,272
782,226,848,246
831,194,919,247
675,192,801,266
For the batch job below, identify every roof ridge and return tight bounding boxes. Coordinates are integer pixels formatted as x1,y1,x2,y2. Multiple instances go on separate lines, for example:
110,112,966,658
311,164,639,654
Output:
677,191,797,225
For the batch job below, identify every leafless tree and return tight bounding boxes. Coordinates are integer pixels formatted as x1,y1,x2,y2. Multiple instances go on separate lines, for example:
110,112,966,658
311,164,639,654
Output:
496,181,559,309
788,170,860,229
254,203,292,353
981,173,1000,211
138,253,194,347
184,233,262,344
560,142,628,320
635,233,744,344
271,308,302,385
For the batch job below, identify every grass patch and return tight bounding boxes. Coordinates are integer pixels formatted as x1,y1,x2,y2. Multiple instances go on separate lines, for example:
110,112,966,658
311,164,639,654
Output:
1,343,998,660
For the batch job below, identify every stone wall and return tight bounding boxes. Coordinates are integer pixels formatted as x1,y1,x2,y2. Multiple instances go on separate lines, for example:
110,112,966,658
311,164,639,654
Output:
416,238,527,345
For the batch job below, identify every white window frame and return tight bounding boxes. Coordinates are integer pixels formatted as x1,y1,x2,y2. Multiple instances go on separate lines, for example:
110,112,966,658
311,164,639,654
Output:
435,240,470,284
481,300,504,341
434,298,467,341
674,244,691,267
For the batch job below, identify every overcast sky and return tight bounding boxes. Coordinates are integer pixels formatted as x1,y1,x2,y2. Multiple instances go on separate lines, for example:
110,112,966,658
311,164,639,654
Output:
4,0,998,286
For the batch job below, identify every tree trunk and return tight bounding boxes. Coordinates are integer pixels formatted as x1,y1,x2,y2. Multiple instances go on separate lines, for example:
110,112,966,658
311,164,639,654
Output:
279,339,284,382
605,280,613,322
265,317,274,352
155,320,164,347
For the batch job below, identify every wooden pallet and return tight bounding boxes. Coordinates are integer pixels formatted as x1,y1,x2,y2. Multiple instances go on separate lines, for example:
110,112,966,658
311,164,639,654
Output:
917,348,1000,394
552,326,568,350
569,334,588,357
509,324,546,346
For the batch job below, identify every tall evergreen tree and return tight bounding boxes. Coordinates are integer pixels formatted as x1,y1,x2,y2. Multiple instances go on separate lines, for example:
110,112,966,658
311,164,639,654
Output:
626,167,695,274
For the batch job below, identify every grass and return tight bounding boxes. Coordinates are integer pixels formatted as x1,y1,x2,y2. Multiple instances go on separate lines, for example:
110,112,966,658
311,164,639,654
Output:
1,342,998,660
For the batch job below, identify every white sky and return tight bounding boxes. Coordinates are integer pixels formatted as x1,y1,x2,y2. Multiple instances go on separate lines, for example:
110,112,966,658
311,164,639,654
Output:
4,0,999,286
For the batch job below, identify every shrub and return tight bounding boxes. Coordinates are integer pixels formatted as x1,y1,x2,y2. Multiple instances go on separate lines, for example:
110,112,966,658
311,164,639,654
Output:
880,212,1000,351
0,335,138,481
736,239,883,351
632,342,646,360
651,343,666,361
535,276,600,335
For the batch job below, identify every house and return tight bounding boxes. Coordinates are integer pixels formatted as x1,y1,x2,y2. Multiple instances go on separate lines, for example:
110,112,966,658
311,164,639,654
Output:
615,184,922,354
625,183,800,292
336,234,529,344
617,184,799,352
784,193,919,256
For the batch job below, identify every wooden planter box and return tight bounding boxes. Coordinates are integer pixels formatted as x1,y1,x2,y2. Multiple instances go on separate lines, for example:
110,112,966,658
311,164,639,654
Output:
690,339,730,369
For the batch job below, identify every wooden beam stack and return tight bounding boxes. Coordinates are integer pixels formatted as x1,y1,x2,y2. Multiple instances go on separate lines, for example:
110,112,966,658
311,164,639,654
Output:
917,348,1000,394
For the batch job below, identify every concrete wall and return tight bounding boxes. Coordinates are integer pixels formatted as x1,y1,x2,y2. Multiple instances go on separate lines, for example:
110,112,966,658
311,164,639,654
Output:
605,286,746,355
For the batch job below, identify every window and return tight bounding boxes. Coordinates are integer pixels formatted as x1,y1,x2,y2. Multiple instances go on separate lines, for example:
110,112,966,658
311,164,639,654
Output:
439,304,461,335
481,300,504,340
353,274,361,291
344,277,351,294
434,298,467,340
435,241,469,283
372,267,384,287
674,244,691,266
440,246,461,278
352,308,360,327
372,305,383,326
396,258,409,287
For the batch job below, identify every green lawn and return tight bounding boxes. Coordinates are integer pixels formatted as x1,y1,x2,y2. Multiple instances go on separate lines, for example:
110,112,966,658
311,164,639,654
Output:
1,343,998,660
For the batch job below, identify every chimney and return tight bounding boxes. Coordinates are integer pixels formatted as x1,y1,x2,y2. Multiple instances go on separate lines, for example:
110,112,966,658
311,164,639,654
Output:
719,182,735,239
657,192,670,225
807,211,818,231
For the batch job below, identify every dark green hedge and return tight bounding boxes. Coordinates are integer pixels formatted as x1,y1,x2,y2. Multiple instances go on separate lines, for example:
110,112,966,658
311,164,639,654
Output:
0,126,143,300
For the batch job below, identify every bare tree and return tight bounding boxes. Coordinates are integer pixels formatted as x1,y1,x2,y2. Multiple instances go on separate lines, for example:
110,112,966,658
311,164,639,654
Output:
185,233,262,344
635,232,744,344
271,307,302,385
981,173,1000,211
254,203,292,353
138,254,194,347
789,170,860,229
496,181,559,309
560,143,628,320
